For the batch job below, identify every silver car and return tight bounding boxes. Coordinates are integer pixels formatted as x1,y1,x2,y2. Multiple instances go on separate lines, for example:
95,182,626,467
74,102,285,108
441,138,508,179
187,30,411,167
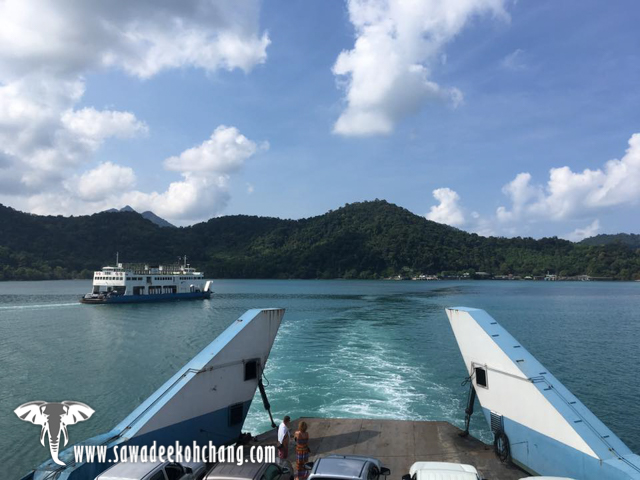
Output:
305,455,390,480
203,460,294,480
95,460,207,480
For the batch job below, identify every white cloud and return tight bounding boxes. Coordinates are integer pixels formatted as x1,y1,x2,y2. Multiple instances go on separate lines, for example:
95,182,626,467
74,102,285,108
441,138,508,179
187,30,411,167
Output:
424,135,640,238
125,126,266,222
71,162,137,202
498,133,640,222
426,187,466,227
501,48,527,71
61,108,148,150
164,126,266,174
18,126,266,224
496,172,541,222
0,0,269,216
0,77,147,190
122,174,231,223
0,0,269,80
332,0,508,136
565,219,601,242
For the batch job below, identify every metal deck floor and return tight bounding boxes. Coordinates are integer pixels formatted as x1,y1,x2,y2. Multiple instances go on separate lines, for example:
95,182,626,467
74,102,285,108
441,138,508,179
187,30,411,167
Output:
255,418,527,480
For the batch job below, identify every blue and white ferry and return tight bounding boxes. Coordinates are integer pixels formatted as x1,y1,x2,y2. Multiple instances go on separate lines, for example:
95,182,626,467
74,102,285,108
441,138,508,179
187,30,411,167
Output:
81,256,212,304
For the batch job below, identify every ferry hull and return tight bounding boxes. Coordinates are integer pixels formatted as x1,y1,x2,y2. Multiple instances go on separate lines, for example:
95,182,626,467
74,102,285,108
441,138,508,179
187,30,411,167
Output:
23,308,284,480
80,291,212,304
446,307,640,480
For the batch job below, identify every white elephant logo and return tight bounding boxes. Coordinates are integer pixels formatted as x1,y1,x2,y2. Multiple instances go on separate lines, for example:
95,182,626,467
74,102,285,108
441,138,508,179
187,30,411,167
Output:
15,401,95,466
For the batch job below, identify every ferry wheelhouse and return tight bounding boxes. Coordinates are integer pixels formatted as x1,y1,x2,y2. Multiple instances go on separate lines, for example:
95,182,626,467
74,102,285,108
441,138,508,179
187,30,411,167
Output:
81,258,212,304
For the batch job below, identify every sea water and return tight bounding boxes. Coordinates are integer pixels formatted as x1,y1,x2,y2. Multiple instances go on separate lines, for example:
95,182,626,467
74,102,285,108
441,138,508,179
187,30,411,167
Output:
0,279,638,478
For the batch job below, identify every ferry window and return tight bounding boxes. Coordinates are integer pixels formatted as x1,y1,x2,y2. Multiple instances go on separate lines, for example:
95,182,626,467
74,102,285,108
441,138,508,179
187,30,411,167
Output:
228,403,244,426
245,359,260,381
475,367,488,388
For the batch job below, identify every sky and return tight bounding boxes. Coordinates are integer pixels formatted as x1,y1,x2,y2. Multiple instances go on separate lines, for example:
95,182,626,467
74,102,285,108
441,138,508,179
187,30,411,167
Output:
0,0,639,240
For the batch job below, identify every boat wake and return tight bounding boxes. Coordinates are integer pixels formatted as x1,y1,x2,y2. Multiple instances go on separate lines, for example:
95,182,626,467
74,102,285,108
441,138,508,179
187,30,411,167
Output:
0,302,80,310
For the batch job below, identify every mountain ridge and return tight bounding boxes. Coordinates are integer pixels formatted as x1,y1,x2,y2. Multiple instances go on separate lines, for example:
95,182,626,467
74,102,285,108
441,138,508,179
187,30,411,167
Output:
103,206,175,228
580,233,640,248
0,200,638,280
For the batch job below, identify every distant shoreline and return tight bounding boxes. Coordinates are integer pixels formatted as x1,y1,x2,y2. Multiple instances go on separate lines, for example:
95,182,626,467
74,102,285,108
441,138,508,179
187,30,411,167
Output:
1,277,637,283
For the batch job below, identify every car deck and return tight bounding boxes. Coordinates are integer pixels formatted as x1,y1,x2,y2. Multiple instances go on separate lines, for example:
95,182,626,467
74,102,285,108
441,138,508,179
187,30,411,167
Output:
254,418,527,480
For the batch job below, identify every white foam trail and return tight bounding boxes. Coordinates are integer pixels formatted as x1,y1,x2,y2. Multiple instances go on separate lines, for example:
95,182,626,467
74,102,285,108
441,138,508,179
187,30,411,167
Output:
0,302,80,310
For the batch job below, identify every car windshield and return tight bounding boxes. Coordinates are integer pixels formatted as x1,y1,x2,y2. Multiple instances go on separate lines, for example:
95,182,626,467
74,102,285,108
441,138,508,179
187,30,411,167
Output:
309,478,354,480
261,464,282,480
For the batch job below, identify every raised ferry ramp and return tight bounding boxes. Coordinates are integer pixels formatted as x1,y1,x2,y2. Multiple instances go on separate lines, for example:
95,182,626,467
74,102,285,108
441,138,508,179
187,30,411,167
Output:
255,417,527,479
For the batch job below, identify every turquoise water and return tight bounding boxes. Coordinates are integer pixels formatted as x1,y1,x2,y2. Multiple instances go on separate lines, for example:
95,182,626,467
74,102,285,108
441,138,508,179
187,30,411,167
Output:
1,279,639,478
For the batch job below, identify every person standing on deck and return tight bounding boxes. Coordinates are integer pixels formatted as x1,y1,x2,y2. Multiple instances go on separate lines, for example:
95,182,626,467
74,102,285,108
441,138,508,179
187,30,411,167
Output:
294,421,310,480
277,416,291,462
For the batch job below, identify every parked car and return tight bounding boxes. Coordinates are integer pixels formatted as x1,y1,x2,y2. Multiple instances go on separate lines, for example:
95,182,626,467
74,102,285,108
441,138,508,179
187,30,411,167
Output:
95,460,207,480
402,462,481,480
305,455,390,480
203,460,293,480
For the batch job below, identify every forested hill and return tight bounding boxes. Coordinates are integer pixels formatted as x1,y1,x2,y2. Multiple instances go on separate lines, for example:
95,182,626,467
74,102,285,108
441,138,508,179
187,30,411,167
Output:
1,201,639,280
581,233,640,248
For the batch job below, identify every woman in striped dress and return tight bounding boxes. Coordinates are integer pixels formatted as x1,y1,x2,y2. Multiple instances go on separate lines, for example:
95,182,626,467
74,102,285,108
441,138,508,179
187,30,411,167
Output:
294,421,310,480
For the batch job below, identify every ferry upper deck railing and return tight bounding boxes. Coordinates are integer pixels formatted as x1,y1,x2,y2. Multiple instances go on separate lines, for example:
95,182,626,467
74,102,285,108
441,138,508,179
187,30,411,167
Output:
100,263,202,275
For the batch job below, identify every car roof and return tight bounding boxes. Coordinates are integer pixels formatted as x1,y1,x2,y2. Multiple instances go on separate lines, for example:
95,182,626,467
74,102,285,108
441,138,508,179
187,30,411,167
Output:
314,456,370,478
96,461,164,479
204,461,266,480
410,462,478,480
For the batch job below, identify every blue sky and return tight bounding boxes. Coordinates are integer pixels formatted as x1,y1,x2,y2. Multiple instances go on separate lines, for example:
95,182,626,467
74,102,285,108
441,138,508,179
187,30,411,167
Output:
0,0,639,239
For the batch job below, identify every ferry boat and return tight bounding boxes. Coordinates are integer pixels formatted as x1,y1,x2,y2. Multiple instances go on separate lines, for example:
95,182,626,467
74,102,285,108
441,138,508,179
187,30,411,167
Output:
81,256,212,304
19,308,285,480
19,305,640,479
446,307,640,480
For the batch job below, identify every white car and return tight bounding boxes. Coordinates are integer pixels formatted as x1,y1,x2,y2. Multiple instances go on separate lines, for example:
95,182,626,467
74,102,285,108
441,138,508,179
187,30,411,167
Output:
403,462,482,480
